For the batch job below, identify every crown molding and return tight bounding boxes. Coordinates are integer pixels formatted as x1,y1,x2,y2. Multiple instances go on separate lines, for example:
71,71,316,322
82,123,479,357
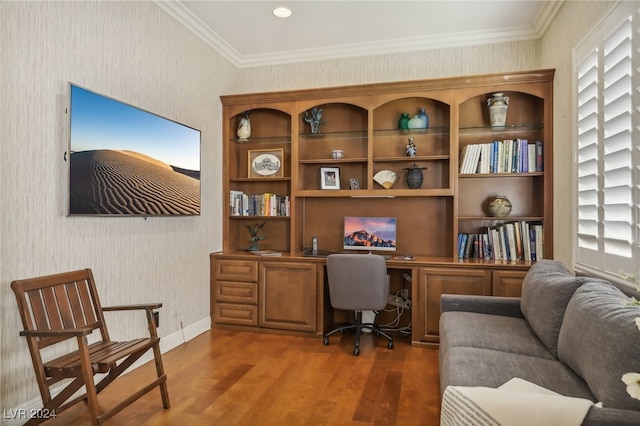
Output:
154,0,563,69
532,0,565,36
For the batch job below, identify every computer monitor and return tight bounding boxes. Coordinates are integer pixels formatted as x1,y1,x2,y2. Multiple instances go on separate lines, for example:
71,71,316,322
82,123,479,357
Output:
343,216,397,253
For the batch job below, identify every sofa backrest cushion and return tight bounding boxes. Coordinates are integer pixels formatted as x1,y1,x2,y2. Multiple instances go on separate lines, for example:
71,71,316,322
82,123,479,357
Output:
521,260,601,358
558,281,640,410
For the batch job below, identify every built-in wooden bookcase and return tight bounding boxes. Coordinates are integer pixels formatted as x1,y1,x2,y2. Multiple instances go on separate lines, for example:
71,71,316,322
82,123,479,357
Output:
456,82,553,260
224,105,293,253
216,70,554,343
220,70,553,261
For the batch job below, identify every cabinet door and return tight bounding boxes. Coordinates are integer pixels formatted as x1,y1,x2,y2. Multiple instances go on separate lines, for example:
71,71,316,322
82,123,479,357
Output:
492,269,527,297
259,262,317,332
417,267,491,343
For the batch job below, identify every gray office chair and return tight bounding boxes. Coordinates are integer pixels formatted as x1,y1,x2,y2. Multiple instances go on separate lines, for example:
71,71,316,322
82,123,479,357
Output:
323,254,394,355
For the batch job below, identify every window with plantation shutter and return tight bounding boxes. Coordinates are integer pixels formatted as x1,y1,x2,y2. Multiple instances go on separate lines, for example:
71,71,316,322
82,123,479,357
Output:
574,1,640,280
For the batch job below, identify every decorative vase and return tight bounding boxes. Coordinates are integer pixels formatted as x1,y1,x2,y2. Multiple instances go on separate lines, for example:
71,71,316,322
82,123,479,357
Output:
487,93,509,129
398,113,410,130
487,195,512,217
407,115,423,129
403,163,427,189
405,137,417,157
237,111,251,141
407,108,429,129
418,108,429,129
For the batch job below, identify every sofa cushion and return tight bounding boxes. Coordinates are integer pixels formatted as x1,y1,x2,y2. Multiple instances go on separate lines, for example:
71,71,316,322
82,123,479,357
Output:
521,259,603,358
439,311,554,360
558,282,640,411
440,346,596,401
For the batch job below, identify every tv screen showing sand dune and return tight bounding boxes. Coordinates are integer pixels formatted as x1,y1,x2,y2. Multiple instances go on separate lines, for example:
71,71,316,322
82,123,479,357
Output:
68,84,201,216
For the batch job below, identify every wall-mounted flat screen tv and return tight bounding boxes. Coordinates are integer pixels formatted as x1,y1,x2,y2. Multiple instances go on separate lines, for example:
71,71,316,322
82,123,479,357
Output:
343,216,397,253
68,83,201,216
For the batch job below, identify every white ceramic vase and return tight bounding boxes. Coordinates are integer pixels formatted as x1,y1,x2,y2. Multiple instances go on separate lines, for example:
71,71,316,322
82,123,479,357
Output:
487,93,509,128
237,112,251,141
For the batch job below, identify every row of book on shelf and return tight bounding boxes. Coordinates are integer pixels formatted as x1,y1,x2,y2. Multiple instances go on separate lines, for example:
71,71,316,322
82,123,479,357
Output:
230,190,290,217
460,139,543,174
457,220,543,261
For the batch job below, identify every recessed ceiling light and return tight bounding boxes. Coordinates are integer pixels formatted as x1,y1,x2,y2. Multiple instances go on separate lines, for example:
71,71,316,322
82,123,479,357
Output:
273,7,292,18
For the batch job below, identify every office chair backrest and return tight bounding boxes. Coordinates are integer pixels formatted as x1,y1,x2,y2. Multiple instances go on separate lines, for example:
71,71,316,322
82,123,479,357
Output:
326,254,389,311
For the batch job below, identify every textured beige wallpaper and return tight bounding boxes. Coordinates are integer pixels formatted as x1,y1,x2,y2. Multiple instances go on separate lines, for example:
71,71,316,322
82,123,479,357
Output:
0,0,232,408
0,0,616,413
228,40,540,94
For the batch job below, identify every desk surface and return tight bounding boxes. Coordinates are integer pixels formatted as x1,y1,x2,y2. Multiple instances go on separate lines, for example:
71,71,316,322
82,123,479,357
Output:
210,251,533,269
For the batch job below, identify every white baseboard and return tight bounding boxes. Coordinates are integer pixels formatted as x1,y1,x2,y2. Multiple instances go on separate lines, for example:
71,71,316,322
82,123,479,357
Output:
1,317,211,426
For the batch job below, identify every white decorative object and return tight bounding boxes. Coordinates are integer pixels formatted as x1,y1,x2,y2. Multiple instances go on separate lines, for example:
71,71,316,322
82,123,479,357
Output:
331,149,344,159
373,170,399,189
487,93,509,129
237,111,251,141
405,137,417,157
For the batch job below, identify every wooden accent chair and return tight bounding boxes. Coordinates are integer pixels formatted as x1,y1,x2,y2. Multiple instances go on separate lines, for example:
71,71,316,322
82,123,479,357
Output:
11,268,170,425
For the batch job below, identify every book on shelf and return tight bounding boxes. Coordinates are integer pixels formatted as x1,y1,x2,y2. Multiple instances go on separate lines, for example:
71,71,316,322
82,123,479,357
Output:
230,190,290,217
457,221,543,261
249,250,282,256
459,139,544,175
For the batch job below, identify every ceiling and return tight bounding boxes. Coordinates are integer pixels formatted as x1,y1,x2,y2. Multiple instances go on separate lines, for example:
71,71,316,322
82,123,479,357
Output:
154,1,563,68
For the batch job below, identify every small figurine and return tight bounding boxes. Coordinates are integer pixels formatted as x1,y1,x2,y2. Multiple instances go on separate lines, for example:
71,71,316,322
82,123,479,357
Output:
246,222,266,251
405,137,417,157
303,107,326,134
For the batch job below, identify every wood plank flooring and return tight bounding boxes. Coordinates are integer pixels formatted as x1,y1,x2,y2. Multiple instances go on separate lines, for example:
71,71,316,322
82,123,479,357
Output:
42,328,441,425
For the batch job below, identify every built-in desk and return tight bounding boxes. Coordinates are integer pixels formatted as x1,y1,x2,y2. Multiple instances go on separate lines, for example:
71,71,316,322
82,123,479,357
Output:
210,252,531,346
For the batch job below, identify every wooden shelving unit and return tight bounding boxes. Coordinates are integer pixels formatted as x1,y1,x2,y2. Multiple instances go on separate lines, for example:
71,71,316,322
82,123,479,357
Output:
213,69,554,344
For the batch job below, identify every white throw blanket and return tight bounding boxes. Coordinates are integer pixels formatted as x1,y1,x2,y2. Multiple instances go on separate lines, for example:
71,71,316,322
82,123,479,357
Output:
440,378,595,426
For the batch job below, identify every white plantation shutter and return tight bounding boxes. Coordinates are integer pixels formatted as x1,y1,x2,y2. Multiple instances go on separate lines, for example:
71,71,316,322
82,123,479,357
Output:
576,51,599,260
574,2,640,279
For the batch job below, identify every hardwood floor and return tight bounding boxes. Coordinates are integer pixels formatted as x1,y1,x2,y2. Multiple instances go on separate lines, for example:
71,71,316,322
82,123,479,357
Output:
42,328,441,425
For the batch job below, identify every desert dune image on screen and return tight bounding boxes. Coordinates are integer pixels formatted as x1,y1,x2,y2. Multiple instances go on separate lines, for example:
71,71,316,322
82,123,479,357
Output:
69,84,201,215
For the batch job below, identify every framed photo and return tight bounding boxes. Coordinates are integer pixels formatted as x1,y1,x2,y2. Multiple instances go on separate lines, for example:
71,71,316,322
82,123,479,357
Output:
349,178,360,190
320,167,340,190
248,149,284,178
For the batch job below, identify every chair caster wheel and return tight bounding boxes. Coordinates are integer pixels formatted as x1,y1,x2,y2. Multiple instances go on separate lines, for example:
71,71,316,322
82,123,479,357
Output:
354,347,360,356
387,341,394,349
323,337,329,346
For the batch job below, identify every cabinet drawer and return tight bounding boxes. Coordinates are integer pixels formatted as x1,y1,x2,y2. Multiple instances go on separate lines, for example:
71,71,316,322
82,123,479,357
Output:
214,259,258,282
215,281,258,304
214,302,258,326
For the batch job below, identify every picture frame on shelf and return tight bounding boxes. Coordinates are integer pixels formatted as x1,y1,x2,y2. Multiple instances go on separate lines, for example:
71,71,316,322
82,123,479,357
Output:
248,148,284,178
349,178,360,190
320,167,340,190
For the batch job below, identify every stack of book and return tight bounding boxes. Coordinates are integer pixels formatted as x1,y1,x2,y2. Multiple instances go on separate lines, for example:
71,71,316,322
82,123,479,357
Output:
459,139,543,174
457,221,543,261
229,191,290,217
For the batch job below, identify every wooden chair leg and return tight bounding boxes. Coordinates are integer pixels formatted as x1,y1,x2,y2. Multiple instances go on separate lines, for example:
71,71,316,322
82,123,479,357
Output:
152,343,170,408
77,336,101,426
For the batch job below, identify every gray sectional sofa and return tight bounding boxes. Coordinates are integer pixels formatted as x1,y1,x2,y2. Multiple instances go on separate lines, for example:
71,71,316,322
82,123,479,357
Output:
439,260,640,425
